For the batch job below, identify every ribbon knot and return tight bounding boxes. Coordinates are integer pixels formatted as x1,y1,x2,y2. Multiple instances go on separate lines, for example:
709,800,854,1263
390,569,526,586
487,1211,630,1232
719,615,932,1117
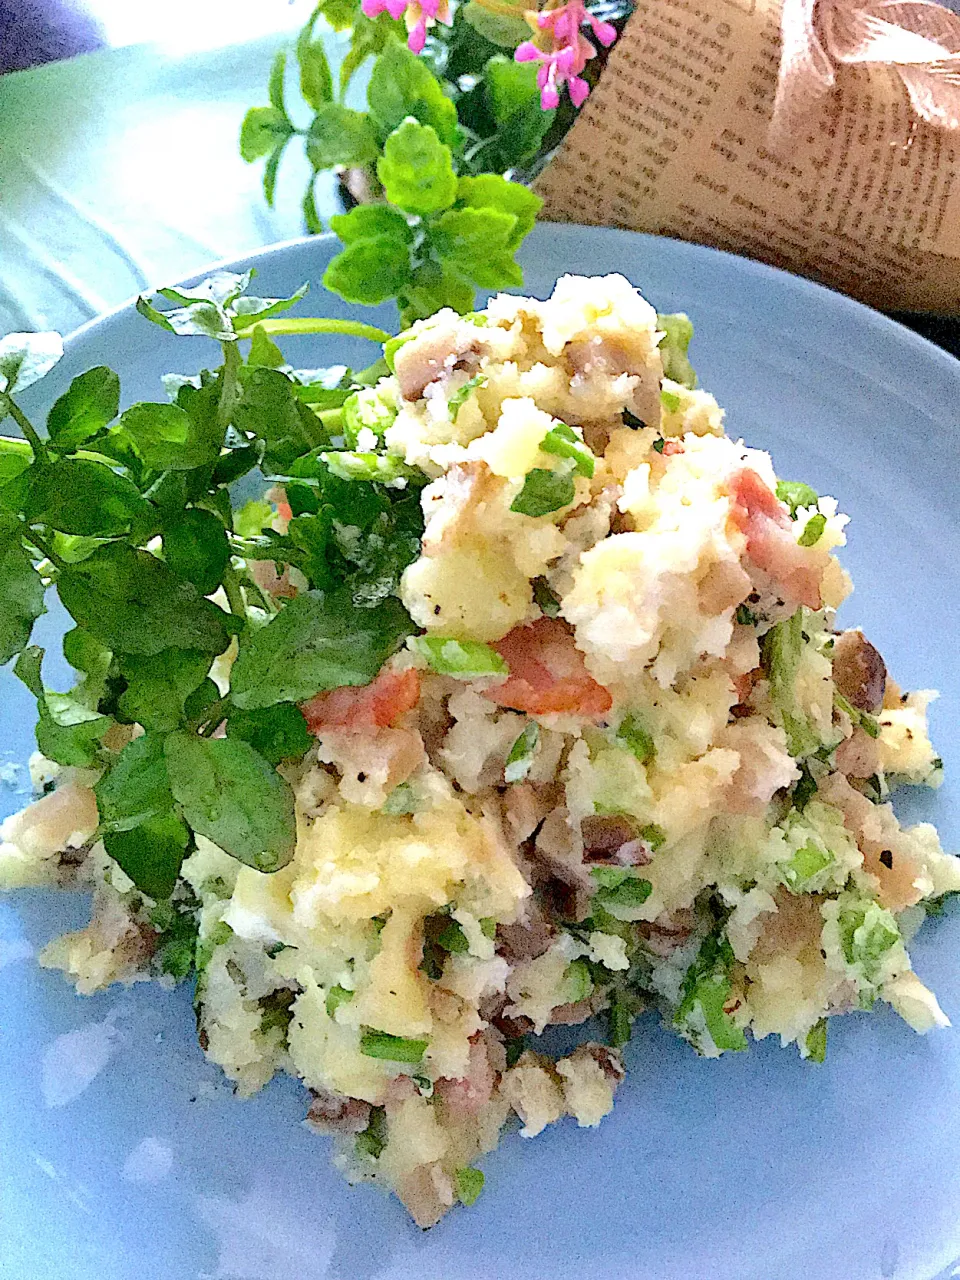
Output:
771,0,960,150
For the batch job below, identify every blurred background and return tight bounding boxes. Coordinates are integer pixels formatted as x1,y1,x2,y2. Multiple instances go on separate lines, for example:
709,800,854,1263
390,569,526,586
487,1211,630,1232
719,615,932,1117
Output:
0,1,314,71
1,0,958,353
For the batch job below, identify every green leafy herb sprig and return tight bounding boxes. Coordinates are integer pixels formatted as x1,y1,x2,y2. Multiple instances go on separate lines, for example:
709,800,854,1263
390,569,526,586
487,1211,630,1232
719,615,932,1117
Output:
243,31,544,326
0,271,423,900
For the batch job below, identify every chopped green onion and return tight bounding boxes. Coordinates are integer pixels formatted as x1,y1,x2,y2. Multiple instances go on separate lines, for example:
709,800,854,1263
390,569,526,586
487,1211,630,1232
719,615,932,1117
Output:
805,1018,827,1063
448,374,487,422
860,713,880,739
540,422,595,478
761,609,819,758
359,1029,428,1064
407,635,507,678
656,313,697,389
510,465,576,517
837,902,900,982
421,912,470,979
780,839,833,891
617,713,655,764
640,823,666,852
674,929,747,1055
793,763,818,810
652,437,666,454
504,721,539,783
590,866,653,910
532,576,561,618
660,386,681,413
435,919,469,954
455,1166,485,1206
320,451,414,484
798,513,827,547
412,1073,434,1097
383,782,420,815
608,988,634,1048
504,1037,526,1067
562,957,594,1004
325,984,353,1018
835,692,880,739
355,1105,387,1159
342,387,397,443
775,480,819,518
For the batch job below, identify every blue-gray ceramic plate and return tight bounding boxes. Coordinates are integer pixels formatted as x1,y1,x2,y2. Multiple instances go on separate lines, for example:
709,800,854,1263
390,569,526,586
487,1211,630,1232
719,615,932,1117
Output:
2,226,960,1280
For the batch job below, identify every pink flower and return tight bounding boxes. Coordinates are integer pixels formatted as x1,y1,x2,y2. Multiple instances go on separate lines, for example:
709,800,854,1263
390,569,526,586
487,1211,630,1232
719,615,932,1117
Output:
361,0,451,53
515,0,617,111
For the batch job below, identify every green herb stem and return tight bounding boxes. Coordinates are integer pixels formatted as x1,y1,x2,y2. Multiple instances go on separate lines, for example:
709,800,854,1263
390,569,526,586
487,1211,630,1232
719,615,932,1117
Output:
198,696,232,736
252,317,392,343
25,529,66,571
6,402,46,458
222,563,247,619
0,433,32,459
216,341,242,437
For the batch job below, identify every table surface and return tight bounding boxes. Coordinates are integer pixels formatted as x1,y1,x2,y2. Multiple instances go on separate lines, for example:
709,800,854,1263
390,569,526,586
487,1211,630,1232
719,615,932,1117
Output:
0,32,340,338
0,31,958,355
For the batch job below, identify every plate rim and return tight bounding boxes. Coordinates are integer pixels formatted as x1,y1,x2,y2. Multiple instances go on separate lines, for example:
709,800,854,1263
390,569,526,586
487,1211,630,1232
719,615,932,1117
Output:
56,224,960,387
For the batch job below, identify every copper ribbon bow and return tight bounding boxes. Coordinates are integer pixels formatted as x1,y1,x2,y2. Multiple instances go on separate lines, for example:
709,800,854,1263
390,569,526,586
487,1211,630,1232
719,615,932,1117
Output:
770,0,960,150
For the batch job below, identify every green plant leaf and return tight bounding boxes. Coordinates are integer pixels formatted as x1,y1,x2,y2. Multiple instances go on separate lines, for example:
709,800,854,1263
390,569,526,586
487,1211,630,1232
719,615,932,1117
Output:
95,732,174,832
58,543,233,658
230,588,413,710
104,813,191,901
268,48,288,112
231,283,309,329
262,138,289,208
46,367,120,451
247,326,285,369
165,732,297,872
306,103,379,169
319,0,360,30
116,649,213,732
22,457,149,537
376,119,457,217
366,42,459,148
329,205,413,247
0,331,63,396
461,0,529,45
431,207,522,289
323,237,413,306
483,56,553,167
240,106,295,163
297,13,334,109
162,509,230,596
36,701,111,767
136,295,235,342
118,401,223,471
399,260,475,321
341,12,398,95
456,174,542,251
0,543,46,665
226,702,313,766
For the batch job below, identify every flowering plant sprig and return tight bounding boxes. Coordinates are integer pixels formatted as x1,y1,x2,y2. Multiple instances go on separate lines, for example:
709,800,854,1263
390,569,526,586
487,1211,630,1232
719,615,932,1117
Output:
516,0,617,110
240,0,631,319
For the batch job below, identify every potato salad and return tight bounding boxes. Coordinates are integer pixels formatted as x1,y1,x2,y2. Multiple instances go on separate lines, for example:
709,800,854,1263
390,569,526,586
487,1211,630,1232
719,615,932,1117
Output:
2,273,956,1227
